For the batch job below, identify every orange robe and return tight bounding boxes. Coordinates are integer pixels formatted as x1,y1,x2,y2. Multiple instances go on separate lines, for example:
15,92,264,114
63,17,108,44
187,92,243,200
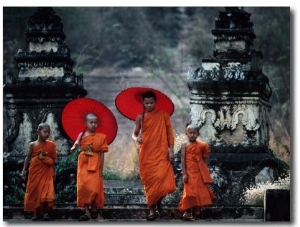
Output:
178,141,216,211
139,108,176,207
24,140,57,212
77,133,108,209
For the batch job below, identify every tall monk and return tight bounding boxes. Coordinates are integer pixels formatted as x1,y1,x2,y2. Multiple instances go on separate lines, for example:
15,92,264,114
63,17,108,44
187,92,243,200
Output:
22,123,57,221
132,90,176,221
70,113,109,221
178,124,216,221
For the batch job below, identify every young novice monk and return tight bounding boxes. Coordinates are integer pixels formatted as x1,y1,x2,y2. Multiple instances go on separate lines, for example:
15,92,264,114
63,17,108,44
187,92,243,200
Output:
178,124,216,221
132,91,176,220
22,123,57,221
70,113,109,221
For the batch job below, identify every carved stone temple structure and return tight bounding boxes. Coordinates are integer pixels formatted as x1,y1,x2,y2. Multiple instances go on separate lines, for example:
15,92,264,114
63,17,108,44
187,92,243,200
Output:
3,7,86,206
185,7,289,205
4,7,86,156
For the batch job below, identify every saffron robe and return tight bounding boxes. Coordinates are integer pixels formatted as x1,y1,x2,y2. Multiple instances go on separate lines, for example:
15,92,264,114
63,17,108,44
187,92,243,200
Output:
139,108,176,207
178,141,216,211
24,140,57,212
77,133,108,209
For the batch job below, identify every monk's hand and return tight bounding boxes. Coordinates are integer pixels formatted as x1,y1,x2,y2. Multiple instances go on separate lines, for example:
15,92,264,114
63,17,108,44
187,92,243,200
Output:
21,171,27,181
182,174,188,182
70,143,79,152
168,153,175,163
136,135,142,144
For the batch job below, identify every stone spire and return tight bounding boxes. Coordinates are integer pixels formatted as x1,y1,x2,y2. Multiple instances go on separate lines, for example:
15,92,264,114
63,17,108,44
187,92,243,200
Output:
187,7,272,147
184,7,287,205
4,7,87,156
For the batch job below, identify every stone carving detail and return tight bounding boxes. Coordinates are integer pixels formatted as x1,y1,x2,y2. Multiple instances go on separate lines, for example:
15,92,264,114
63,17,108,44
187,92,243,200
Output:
198,111,218,143
198,109,217,126
210,67,220,81
215,106,232,131
188,65,246,82
10,113,33,155
26,7,66,43
214,106,260,132
4,103,69,154
224,63,245,80
4,108,22,144
189,104,204,126
189,104,261,145
231,107,260,131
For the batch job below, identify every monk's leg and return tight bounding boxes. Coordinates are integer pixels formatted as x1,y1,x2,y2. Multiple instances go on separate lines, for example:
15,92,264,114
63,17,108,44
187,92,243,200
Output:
78,204,91,221
31,206,42,221
192,206,199,219
183,208,194,220
84,204,91,218
91,200,98,219
156,197,167,217
41,202,50,220
146,205,157,220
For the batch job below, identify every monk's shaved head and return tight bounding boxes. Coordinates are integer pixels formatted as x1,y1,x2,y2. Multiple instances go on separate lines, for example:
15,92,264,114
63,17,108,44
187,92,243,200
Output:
85,113,97,121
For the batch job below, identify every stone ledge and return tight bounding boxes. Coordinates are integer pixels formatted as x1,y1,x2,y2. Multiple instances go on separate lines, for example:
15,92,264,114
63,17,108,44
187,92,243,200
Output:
4,206,264,221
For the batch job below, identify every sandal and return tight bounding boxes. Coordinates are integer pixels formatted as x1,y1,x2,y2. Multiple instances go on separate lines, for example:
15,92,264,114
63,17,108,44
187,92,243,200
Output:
31,214,43,221
43,213,50,221
91,210,98,219
183,212,195,221
24,211,33,219
79,214,90,221
157,209,168,218
146,213,157,221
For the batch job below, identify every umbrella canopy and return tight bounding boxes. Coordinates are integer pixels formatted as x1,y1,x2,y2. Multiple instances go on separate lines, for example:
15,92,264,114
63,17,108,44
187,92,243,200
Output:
61,97,117,144
115,87,175,121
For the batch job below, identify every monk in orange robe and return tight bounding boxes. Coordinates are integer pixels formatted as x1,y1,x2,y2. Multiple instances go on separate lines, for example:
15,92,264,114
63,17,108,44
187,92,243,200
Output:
178,124,216,221
22,123,57,221
132,91,176,221
70,113,109,221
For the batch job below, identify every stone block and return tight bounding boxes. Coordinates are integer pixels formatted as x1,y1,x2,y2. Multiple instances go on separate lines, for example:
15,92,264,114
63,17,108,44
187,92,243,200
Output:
264,189,290,221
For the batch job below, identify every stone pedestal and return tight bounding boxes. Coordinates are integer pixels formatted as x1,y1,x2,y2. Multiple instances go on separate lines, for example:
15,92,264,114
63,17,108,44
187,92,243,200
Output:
264,189,290,221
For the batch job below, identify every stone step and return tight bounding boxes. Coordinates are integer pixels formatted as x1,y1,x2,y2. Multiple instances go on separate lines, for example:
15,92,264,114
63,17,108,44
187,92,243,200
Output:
4,206,264,221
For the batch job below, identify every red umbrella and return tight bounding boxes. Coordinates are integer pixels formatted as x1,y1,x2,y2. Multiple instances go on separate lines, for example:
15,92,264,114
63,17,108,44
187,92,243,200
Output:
115,87,174,121
61,97,117,144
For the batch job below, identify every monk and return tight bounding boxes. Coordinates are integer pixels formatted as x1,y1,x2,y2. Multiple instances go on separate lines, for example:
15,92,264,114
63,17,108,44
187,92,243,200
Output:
178,124,216,221
132,90,176,221
22,123,57,221
70,113,109,221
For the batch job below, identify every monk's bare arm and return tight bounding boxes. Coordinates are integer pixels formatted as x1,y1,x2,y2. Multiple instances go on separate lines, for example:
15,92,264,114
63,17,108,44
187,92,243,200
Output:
70,132,83,152
132,114,142,144
165,114,175,162
22,142,34,180
181,142,188,182
168,145,175,163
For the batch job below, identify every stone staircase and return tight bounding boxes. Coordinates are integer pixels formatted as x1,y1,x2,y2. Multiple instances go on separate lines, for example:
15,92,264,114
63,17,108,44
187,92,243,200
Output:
3,180,264,222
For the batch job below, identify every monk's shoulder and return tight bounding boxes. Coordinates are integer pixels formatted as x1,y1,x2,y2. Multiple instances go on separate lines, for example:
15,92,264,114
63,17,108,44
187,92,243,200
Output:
46,140,56,148
96,132,107,140
182,140,190,148
197,140,210,149
29,141,37,149
135,113,143,121
158,109,170,119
